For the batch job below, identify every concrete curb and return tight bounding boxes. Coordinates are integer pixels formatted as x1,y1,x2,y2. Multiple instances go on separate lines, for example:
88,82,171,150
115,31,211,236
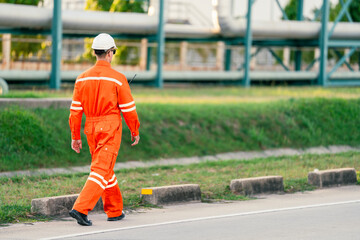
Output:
230,176,284,196
30,167,358,217
0,98,71,109
140,184,201,205
31,194,103,217
308,168,358,188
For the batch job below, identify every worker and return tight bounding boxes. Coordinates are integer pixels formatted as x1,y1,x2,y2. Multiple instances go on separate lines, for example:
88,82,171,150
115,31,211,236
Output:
68,33,140,226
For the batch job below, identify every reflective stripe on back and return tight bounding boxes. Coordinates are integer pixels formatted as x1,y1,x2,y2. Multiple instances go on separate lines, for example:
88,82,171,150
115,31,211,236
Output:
76,76,123,87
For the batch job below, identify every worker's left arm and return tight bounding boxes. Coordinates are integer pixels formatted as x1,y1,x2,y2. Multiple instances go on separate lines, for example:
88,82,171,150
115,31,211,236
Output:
117,77,140,146
69,81,84,153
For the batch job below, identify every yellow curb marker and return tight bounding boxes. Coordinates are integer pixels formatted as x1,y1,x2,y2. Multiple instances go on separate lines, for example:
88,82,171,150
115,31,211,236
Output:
141,189,153,195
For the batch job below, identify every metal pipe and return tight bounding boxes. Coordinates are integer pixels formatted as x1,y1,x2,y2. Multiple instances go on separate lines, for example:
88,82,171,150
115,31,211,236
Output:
2,70,360,82
1,2,360,40
216,0,360,40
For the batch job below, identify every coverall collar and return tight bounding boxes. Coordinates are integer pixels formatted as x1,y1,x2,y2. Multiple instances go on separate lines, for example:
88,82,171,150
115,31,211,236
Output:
95,60,112,67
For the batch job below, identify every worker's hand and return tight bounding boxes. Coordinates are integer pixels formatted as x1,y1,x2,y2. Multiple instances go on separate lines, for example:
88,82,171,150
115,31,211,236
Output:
131,135,140,146
71,139,82,153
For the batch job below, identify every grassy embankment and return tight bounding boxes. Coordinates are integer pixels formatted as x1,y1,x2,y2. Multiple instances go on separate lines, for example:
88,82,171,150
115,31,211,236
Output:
0,97,360,171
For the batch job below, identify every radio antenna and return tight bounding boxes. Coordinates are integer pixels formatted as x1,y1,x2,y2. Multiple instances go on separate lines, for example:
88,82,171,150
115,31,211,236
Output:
128,74,137,84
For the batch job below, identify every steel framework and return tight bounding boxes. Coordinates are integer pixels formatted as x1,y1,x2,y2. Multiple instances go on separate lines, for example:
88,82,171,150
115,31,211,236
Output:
0,0,359,89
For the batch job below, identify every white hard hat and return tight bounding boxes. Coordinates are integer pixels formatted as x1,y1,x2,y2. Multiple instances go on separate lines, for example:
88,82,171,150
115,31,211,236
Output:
91,33,117,50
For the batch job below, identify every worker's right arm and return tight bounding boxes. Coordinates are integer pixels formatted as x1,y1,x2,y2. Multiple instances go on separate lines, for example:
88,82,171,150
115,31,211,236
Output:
69,81,84,151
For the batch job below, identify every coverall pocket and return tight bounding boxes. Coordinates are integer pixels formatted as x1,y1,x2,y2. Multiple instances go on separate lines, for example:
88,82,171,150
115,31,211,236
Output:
92,146,117,176
95,122,111,133
84,123,94,135
84,123,95,155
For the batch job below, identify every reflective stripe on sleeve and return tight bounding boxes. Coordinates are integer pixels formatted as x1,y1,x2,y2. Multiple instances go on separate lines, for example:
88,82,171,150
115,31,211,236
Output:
72,100,81,105
70,106,83,110
119,101,135,108
121,106,136,113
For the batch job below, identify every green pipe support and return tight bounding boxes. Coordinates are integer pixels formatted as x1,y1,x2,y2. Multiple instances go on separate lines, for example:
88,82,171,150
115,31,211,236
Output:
339,0,353,22
305,57,320,71
146,45,152,71
275,0,289,20
155,0,165,88
334,50,354,71
243,0,253,87
224,46,232,71
268,48,290,71
318,0,330,86
328,40,360,48
50,0,62,90
328,0,352,38
327,47,357,78
295,0,304,71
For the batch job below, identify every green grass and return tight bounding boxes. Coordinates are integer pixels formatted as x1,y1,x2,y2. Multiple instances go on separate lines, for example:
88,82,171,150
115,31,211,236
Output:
2,86,360,101
0,151,359,224
1,98,360,171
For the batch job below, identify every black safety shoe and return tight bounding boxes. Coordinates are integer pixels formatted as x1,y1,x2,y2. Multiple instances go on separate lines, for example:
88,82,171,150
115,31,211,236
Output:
107,212,125,221
69,209,92,226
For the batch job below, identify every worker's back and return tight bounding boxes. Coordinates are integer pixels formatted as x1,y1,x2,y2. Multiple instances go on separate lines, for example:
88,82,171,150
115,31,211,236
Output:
70,60,139,140
74,60,126,118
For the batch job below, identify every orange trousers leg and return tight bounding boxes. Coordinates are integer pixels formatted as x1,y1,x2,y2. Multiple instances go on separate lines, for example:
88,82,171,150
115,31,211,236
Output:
102,171,123,218
72,115,123,217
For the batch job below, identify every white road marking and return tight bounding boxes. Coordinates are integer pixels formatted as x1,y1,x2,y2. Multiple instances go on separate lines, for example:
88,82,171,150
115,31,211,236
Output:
41,199,360,240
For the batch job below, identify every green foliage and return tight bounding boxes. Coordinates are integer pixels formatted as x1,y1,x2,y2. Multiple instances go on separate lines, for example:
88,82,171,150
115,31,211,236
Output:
110,0,145,12
348,0,360,22
0,1,46,59
329,0,360,22
85,0,113,11
0,205,30,224
0,107,58,170
82,0,145,65
0,0,42,5
283,0,297,20
10,35,47,61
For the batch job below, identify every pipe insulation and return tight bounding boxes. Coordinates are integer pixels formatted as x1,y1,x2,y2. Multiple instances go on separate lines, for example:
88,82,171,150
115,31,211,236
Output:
0,3,157,35
0,2,360,40
215,0,360,40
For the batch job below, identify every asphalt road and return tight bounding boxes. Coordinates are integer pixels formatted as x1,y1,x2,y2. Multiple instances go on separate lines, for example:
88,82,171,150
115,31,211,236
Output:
1,186,360,240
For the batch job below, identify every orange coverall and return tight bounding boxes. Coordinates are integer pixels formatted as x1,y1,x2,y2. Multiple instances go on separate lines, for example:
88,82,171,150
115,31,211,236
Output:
69,60,140,218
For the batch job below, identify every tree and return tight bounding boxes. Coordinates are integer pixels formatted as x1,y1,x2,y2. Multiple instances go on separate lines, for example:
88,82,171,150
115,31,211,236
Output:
329,0,360,22
0,0,42,5
82,0,146,65
283,0,297,20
